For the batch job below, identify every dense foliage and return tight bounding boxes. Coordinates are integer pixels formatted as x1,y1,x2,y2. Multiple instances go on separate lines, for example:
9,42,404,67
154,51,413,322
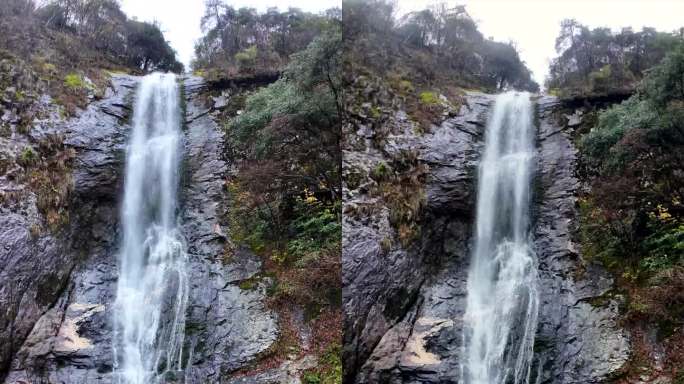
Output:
0,0,181,236
1,0,182,73
548,19,683,98
342,1,536,252
576,42,684,377
344,0,538,92
579,43,684,276
197,6,342,378
193,1,340,77
228,24,341,279
396,4,537,91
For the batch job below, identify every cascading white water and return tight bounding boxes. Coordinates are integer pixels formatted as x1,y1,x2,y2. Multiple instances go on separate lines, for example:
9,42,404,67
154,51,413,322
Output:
461,92,539,384
113,73,189,384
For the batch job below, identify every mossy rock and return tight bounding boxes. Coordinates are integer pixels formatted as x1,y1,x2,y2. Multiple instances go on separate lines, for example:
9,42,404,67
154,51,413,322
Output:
17,146,37,167
301,343,342,384
344,167,366,191
379,236,392,254
238,277,260,291
419,91,439,105
369,161,392,182
63,73,91,90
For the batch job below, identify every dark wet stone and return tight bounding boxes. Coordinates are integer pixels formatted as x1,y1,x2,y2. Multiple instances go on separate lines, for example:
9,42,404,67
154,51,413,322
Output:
345,93,630,384
343,92,492,384
2,75,279,384
532,95,629,384
1,74,137,384
180,76,277,382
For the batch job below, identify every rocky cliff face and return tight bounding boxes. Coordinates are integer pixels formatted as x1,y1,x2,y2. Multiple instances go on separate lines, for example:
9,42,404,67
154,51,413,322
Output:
0,74,136,383
343,92,490,384
0,74,280,383
179,76,278,382
343,92,630,383
533,96,629,383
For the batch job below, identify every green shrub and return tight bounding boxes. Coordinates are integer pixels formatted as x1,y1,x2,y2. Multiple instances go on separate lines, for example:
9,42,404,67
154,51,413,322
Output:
226,180,269,254
579,97,659,173
318,344,342,384
18,146,37,167
302,343,341,384
369,161,391,182
370,106,382,119
578,43,684,284
380,237,392,253
419,91,439,105
399,80,414,92
42,62,57,75
302,372,321,384
63,73,87,90
234,45,257,68
288,199,341,266
238,278,258,290
641,223,684,272
388,76,414,94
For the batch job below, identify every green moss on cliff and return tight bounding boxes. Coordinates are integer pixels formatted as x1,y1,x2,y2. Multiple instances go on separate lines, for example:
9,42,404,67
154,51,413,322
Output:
301,343,342,384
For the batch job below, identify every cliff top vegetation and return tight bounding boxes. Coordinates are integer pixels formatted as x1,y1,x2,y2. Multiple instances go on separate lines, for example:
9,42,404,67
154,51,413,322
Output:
345,0,538,93
547,19,683,99
570,35,684,380
0,0,182,116
192,2,340,82
192,2,342,381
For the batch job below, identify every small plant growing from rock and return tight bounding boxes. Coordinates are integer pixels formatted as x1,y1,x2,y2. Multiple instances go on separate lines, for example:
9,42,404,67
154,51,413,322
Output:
18,146,37,167
234,46,257,71
29,223,41,239
63,73,88,90
419,91,439,105
368,150,428,248
380,237,392,254
369,161,391,182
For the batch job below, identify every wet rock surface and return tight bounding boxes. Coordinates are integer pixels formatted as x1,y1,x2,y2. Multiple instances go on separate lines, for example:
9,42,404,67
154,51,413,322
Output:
225,355,318,384
344,92,492,383
345,93,630,383
533,95,629,384
1,75,279,383
1,76,633,383
1,74,137,384
180,75,278,383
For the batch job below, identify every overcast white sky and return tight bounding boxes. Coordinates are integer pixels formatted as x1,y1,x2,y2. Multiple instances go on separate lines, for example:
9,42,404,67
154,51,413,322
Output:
398,0,684,87
120,0,684,86
120,0,341,69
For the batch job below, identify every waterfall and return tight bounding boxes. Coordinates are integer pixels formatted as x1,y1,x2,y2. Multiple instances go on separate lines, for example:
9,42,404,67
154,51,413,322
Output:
461,92,539,384
113,73,189,384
